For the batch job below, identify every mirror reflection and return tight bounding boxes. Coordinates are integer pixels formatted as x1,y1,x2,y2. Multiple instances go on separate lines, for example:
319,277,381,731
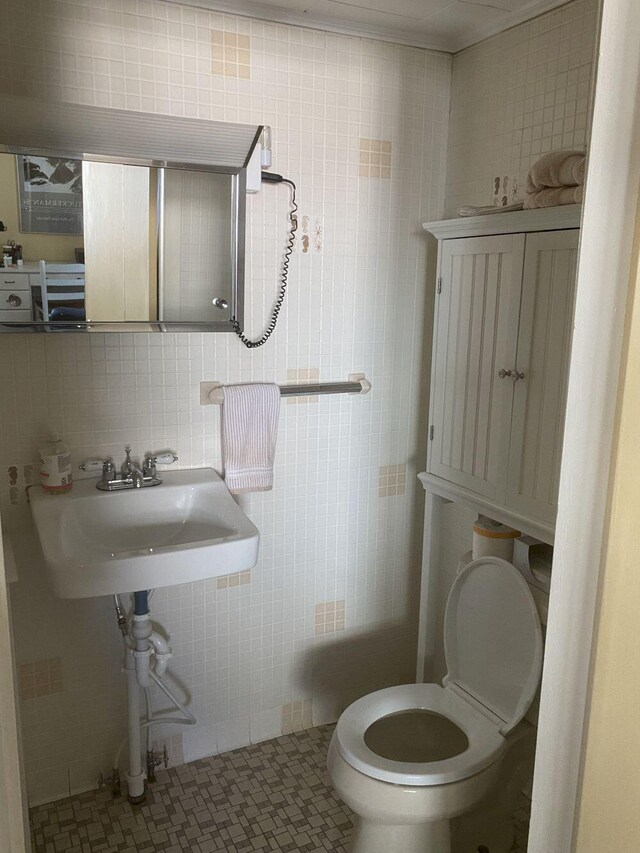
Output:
0,151,235,326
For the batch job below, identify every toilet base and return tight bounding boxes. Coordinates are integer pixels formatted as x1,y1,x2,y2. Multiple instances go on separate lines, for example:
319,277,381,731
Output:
351,816,450,853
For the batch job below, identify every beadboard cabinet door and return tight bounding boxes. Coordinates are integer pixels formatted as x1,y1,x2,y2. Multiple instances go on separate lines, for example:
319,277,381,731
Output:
506,230,579,523
429,234,525,501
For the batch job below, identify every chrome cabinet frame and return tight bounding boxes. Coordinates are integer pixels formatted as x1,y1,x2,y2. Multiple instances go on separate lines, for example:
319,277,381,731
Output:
0,94,261,333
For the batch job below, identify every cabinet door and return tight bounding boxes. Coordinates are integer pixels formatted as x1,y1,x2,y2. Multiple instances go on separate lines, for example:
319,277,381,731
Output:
506,230,579,523
428,234,525,500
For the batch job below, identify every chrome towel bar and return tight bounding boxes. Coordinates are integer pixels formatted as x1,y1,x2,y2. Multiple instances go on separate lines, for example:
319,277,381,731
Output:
200,373,371,405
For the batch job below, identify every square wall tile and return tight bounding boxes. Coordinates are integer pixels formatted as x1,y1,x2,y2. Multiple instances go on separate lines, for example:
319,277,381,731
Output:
286,368,320,404
359,138,392,179
211,30,250,79
314,600,346,636
282,700,313,735
217,570,251,589
19,657,64,701
217,716,250,752
250,707,282,744
378,464,407,497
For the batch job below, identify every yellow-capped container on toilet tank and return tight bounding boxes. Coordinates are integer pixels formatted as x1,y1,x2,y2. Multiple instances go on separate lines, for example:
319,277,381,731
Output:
472,516,520,562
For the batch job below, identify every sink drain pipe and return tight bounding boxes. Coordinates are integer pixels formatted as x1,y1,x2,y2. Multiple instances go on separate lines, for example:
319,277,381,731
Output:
115,589,195,804
125,590,152,803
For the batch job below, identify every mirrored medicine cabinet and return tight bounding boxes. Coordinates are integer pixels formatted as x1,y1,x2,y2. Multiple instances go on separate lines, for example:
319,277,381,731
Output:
0,94,263,333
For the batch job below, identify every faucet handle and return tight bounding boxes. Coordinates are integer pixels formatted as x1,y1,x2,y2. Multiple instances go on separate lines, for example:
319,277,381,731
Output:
151,452,178,465
79,457,115,482
143,452,178,479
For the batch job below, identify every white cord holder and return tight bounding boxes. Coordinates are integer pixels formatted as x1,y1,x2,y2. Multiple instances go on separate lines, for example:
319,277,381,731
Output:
200,373,372,405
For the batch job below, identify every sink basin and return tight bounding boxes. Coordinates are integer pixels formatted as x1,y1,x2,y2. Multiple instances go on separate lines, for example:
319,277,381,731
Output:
29,467,260,598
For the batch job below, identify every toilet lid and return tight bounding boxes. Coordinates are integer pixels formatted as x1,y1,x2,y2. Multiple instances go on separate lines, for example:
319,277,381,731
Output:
443,557,543,734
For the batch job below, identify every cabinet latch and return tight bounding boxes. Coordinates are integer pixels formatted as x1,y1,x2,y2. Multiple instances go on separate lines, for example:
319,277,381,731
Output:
429,425,434,441
437,277,442,295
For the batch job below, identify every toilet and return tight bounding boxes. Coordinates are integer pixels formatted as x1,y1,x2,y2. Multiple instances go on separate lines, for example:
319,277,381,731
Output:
327,556,544,853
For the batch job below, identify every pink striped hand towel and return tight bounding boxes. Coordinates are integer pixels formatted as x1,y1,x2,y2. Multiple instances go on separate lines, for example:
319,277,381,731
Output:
221,383,281,494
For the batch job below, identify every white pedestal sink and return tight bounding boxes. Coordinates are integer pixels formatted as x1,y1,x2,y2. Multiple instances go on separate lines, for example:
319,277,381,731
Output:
29,467,260,598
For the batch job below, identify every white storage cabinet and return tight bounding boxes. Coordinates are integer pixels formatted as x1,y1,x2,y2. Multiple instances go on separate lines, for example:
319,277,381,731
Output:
425,215,579,528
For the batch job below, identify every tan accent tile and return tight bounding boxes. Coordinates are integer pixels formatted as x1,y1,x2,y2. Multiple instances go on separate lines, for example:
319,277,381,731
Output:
359,137,392,179
217,570,251,589
378,463,407,497
19,657,64,701
212,29,251,79
314,600,346,636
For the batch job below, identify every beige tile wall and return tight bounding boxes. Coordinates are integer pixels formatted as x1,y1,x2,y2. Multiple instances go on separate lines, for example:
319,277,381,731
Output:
444,0,599,215
0,0,450,805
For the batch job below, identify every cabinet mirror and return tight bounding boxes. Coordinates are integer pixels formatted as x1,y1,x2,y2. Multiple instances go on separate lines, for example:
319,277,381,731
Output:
0,95,262,332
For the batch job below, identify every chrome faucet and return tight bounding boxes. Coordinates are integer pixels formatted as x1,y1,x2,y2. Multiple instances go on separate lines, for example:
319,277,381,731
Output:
121,448,144,488
94,448,178,492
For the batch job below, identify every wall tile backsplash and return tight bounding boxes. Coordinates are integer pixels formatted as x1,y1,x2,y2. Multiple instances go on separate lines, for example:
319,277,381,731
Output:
0,0,449,805
445,0,599,215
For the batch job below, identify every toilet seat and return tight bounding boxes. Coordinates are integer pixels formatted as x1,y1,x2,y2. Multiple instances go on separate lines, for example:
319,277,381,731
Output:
333,683,506,786
333,557,543,788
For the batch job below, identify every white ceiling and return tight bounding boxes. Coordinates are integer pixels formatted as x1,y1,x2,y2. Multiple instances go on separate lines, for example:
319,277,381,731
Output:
169,0,570,52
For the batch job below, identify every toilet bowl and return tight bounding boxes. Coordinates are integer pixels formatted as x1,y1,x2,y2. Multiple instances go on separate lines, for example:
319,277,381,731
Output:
327,556,544,853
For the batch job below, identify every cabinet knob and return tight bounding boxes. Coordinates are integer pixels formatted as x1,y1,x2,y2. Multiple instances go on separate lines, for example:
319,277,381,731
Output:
499,368,526,381
6,293,22,307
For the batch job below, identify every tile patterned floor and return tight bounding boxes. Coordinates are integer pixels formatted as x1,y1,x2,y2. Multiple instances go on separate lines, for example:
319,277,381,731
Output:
30,726,353,853
30,724,531,853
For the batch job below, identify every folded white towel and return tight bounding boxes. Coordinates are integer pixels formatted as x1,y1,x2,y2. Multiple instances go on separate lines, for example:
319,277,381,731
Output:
524,185,583,209
221,383,280,494
457,201,524,217
526,150,586,193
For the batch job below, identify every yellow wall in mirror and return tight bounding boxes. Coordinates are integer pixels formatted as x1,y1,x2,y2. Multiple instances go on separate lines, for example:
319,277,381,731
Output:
0,153,82,262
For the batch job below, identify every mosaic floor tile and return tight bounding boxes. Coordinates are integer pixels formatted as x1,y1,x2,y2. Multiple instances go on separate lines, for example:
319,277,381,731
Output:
30,724,531,852
30,726,353,853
